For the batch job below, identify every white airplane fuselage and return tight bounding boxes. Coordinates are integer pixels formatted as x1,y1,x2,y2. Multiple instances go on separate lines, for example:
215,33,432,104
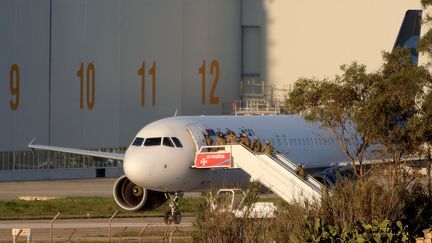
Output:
124,115,349,193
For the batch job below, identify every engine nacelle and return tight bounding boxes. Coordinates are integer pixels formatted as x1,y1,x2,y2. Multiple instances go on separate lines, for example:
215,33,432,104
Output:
113,175,167,211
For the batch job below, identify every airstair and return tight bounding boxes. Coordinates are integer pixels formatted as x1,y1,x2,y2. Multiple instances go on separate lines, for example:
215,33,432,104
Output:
194,145,326,205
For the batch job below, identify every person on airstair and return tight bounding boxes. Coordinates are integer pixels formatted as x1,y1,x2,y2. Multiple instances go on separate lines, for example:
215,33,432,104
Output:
215,132,227,151
226,130,239,144
204,132,213,152
295,163,305,180
262,140,274,156
251,137,262,153
240,132,251,148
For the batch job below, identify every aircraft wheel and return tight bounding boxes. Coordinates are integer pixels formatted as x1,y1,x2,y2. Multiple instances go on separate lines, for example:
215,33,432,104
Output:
164,210,172,225
174,212,181,224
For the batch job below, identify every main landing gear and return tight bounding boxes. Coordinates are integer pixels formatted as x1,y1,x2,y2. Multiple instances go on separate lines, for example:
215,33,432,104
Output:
164,192,183,225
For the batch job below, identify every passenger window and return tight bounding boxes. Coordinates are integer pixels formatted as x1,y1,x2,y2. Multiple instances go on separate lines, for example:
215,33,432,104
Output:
163,137,175,147
144,137,161,146
132,137,144,146
205,129,216,136
171,137,183,148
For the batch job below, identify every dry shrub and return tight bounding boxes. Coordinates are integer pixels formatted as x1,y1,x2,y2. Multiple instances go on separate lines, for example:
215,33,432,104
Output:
192,183,273,242
193,171,432,242
319,179,406,229
192,183,312,242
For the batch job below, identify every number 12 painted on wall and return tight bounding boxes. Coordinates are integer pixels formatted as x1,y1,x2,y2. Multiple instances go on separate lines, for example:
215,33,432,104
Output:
199,60,220,105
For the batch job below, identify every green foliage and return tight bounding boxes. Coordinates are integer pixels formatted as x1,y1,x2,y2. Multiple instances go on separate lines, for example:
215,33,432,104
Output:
287,48,431,182
304,218,408,242
192,182,270,242
319,179,406,229
419,0,432,60
286,62,379,179
401,182,432,236
0,196,201,220
364,49,430,160
193,177,432,242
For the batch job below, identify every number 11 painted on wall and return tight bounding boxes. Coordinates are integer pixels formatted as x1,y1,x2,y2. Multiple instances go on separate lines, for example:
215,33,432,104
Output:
138,61,156,106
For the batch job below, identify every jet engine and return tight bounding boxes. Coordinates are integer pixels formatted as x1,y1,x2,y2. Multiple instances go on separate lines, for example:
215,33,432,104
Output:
113,175,167,211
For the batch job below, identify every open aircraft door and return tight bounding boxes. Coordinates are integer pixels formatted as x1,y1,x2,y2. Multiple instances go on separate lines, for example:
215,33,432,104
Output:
186,124,207,152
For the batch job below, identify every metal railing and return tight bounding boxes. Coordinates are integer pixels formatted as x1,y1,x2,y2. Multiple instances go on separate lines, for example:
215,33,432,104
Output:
232,99,281,116
0,148,125,171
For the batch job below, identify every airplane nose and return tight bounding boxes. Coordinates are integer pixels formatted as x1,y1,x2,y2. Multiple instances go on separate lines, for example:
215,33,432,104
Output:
123,149,150,187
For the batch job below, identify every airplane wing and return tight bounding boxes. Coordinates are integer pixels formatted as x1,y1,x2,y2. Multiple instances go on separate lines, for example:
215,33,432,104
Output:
28,138,124,161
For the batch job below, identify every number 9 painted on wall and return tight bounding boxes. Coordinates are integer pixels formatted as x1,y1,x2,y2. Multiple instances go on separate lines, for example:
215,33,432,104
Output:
9,64,20,111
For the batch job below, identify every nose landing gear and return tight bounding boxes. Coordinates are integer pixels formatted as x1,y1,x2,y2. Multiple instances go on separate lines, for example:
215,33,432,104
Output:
164,192,183,225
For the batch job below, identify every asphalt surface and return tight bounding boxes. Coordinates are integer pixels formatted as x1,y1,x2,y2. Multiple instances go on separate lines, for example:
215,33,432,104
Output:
0,217,195,242
0,178,117,200
0,179,200,241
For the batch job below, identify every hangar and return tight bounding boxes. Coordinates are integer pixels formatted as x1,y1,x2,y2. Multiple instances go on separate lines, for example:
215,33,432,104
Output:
0,0,421,176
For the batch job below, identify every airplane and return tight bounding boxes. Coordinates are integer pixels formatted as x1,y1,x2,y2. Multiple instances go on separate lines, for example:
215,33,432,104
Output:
29,115,356,224
28,9,422,224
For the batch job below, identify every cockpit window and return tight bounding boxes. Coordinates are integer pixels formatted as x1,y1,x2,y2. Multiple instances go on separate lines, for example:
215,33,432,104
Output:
171,137,183,148
163,137,175,147
144,137,161,146
132,137,144,146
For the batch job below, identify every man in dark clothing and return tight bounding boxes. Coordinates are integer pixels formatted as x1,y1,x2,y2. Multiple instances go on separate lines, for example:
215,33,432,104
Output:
295,163,305,179
240,133,251,148
262,140,273,156
215,132,227,146
227,130,239,144
204,132,213,151
251,137,262,153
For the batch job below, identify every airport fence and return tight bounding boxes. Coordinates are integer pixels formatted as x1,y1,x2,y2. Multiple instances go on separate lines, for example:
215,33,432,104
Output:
4,223,193,243
0,148,125,171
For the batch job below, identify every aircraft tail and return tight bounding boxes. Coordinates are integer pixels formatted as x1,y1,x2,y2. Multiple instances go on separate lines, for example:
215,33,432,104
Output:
393,10,422,64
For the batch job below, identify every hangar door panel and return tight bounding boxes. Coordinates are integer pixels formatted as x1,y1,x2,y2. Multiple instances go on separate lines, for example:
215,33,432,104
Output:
181,0,241,115
242,26,261,82
118,0,183,145
0,0,50,151
50,0,121,149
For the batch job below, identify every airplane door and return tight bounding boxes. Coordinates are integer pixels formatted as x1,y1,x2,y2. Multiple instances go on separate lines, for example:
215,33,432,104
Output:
186,124,207,152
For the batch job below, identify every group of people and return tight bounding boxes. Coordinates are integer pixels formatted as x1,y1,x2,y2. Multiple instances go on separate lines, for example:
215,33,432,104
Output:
203,130,274,155
203,130,306,180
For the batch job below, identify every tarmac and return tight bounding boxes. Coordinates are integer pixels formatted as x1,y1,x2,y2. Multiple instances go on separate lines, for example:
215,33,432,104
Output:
0,178,116,200
0,179,196,242
0,217,194,242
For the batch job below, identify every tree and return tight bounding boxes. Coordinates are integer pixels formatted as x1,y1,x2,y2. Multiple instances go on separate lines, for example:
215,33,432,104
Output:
419,0,432,61
286,62,379,180
415,0,432,193
363,49,430,183
286,49,430,183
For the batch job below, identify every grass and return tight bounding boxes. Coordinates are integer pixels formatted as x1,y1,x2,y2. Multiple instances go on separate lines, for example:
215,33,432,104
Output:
0,196,204,220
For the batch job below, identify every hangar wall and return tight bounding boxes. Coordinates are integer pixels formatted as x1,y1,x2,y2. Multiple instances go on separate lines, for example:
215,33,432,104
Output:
0,0,241,151
0,0,50,151
0,0,422,152
242,0,422,91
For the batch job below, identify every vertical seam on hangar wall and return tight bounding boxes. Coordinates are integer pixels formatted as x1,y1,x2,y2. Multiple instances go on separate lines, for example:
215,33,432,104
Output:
180,1,184,114
240,0,243,91
117,0,122,145
48,0,52,145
